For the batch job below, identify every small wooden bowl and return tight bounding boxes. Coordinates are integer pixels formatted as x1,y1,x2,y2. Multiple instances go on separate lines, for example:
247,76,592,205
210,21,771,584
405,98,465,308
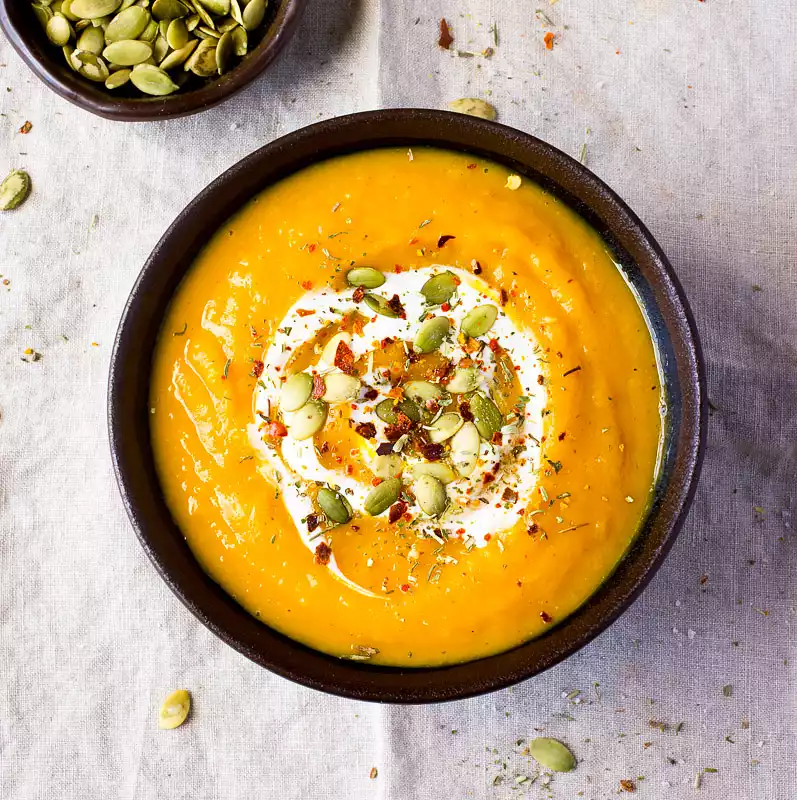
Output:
109,110,707,702
0,0,306,121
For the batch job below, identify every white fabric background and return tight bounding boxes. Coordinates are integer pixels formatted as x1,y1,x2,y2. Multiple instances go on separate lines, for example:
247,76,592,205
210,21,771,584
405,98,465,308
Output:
1,1,795,797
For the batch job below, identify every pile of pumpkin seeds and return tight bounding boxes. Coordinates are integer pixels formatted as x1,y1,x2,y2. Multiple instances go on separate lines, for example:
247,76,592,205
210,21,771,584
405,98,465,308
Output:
30,0,269,97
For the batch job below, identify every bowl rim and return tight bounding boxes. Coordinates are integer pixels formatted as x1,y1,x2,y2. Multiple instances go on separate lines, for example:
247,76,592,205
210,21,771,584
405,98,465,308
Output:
0,0,307,121
108,109,707,703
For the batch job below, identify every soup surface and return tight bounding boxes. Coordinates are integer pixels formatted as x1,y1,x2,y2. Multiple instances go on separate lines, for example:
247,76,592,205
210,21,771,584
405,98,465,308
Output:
150,147,664,667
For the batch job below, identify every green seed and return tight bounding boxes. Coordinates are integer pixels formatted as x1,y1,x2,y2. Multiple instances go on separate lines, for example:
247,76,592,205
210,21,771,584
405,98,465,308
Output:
375,398,421,425
427,412,463,444
413,474,448,517
139,18,159,40
70,0,121,18
158,689,191,730
104,5,149,41
363,293,399,318
403,380,447,406
77,24,105,53
0,170,32,212
450,421,479,477
198,0,229,13
461,304,498,338
76,51,109,81
165,16,188,47
373,453,404,479
215,28,233,73
159,38,196,69
420,271,458,305
364,477,401,516
46,14,73,45
469,392,503,440
287,399,327,440
448,97,497,121
317,488,352,525
105,67,131,87
186,37,217,75
321,373,360,404
229,0,243,24
103,38,153,64
414,315,450,354
128,62,179,93
152,33,169,61
230,23,247,55
31,4,54,29
528,738,576,773
410,462,456,485
346,267,385,289
241,0,264,30
280,372,312,412
446,367,479,394
60,0,81,22
151,0,187,19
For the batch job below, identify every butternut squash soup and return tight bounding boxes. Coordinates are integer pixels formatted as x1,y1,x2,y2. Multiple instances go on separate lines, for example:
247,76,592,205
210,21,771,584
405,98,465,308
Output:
150,147,664,667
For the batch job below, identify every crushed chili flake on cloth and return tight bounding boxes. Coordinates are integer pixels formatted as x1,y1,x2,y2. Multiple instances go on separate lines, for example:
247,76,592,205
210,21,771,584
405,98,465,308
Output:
438,18,453,49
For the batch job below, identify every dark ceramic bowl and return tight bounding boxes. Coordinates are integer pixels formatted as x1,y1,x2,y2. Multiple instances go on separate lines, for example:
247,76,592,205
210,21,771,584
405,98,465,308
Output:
109,110,706,702
0,0,305,121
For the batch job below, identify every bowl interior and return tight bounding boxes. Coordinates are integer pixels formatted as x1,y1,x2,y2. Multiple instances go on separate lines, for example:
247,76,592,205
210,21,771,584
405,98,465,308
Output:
0,0,306,120
109,110,706,702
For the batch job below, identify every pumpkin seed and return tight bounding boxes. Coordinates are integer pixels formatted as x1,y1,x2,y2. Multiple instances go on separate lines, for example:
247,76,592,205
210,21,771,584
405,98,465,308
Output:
76,51,109,80
32,4,54,29
346,267,385,289
287,399,327,440
103,38,152,64
317,488,352,525
185,37,217,74
448,97,497,121
185,11,199,29
528,738,576,773
450,421,479,476
375,397,421,425
186,0,214,27
105,66,131,87
158,689,191,730
446,366,479,394
46,14,73,45
139,18,158,39
0,170,32,212
229,0,242,24
469,392,503,440
128,62,178,93
151,0,187,18
62,44,82,71
410,461,456,485
104,5,149,40
321,373,360,404
373,453,404,479
413,474,448,517
363,293,399,318
215,29,233,72
403,380,447,406
320,331,351,366
70,0,121,18
158,37,196,68
198,0,228,12
197,23,220,37
77,24,105,52
414,315,450,354
60,0,80,21
461,304,498,338
230,23,247,54
364,477,402,516
165,16,188,47
421,271,458,305
152,33,169,60
427,412,463,444
280,372,312,411
241,0,264,30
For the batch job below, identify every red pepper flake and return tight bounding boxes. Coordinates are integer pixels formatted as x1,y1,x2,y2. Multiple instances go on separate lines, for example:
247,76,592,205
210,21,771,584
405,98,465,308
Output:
376,442,394,456
484,533,492,541
400,583,411,593
296,308,315,317
467,163,477,170
472,260,483,275
355,422,377,440
300,280,313,290
306,514,320,533
307,243,317,253
500,288,509,306
19,121,32,134
528,523,539,535
619,780,636,793
483,472,495,485
334,340,356,374
441,302,451,312
540,610,552,623
488,338,500,353
314,541,332,565
388,501,408,524
491,431,503,446
312,374,326,399
266,421,288,438
393,264,404,273
319,441,330,454
537,374,546,385
437,234,456,248
544,31,555,50
251,360,264,378
459,401,474,422
387,294,406,318
372,477,383,487
419,441,444,461
502,487,518,504
438,17,454,49
380,336,395,348
456,527,466,536
558,431,567,441
700,574,709,585
352,286,366,303
363,386,378,401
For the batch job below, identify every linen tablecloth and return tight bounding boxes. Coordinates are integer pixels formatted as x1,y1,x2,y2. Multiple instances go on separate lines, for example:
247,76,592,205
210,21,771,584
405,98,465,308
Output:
1,1,795,797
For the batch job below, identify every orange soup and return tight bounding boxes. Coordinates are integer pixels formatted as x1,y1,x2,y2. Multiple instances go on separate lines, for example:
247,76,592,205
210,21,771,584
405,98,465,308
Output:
150,147,664,667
